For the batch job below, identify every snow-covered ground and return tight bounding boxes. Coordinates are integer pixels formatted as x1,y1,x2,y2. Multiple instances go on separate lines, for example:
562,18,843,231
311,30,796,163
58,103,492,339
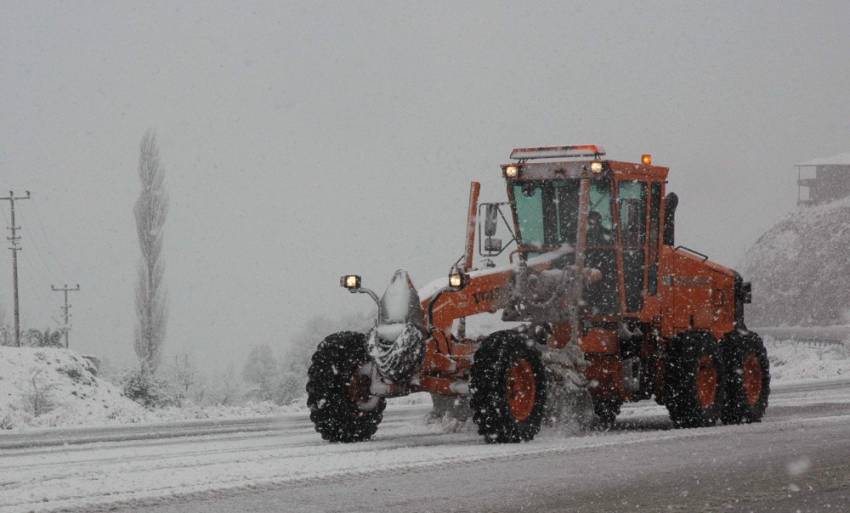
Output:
1,334,847,432
1,337,848,512
3,380,850,513
0,347,308,432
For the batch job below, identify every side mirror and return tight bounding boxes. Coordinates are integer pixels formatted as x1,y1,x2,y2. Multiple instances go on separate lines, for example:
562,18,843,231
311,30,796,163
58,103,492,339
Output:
484,237,503,253
484,204,499,237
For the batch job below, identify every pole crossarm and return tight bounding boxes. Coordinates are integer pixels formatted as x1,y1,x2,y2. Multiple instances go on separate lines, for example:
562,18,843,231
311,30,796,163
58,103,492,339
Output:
51,284,80,348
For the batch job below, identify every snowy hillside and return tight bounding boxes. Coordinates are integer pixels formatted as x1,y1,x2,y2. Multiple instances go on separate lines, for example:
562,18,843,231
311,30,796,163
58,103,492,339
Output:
742,196,850,326
0,347,144,429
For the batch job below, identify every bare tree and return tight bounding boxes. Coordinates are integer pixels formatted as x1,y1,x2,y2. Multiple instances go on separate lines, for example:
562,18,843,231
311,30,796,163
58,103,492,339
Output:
134,130,169,376
166,352,197,401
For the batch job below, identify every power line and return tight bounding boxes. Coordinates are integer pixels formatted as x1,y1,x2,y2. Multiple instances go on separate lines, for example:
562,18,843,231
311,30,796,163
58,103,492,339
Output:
29,203,72,279
16,221,57,287
18,256,53,326
51,284,80,348
1,190,31,346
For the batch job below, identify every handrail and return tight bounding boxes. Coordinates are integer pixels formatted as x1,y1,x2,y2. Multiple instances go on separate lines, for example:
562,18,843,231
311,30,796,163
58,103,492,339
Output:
674,245,709,262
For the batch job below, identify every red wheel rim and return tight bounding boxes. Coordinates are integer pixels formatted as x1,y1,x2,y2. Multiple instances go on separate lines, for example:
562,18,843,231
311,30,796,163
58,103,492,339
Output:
348,372,370,404
742,353,763,406
696,355,718,409
507,359,536,422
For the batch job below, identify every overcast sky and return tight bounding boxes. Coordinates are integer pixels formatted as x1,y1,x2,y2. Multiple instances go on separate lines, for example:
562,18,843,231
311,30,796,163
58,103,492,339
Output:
2,1,849,369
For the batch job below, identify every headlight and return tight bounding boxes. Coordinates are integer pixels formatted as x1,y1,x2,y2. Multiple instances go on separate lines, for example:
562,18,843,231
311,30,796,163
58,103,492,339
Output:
504,165,520,179
448,268,468,290
340,274,361,289
590,161,603,173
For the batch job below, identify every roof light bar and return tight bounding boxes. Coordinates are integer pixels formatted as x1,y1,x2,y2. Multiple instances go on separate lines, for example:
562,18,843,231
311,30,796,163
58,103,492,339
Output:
509,144,606,161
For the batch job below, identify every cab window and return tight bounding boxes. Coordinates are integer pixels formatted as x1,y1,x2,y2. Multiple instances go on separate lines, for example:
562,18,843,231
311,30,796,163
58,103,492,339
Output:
618,180,648,312
585,178,618,314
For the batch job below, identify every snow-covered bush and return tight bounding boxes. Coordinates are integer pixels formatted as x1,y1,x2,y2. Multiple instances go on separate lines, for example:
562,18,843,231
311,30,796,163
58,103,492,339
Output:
242,344,279,402
274,368,303,405
21,368,57,416
189,364,243,406
23,328,64,348
121,370,178,408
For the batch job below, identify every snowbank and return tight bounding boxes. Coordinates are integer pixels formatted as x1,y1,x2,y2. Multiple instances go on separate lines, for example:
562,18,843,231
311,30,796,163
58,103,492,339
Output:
0,347,144,430
765,336,850,384
0,347,316,431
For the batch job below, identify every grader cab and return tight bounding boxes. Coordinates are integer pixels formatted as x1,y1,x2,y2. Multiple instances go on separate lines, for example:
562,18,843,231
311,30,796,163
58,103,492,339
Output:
307,145,770,443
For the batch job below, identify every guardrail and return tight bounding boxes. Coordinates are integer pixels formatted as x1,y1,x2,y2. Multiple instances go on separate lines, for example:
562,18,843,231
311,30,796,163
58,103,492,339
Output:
754,326,850,347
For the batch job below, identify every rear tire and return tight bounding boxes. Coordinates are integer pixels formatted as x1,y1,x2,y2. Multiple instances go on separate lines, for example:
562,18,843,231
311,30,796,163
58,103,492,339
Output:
722,331,770,424
470,331,547,443
306,331,386,442
665,332,726,428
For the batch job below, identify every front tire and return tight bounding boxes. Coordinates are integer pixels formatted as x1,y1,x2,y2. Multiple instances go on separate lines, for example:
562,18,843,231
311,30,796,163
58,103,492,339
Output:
722,331,770,424
665,331,726,428
306,331,386,442
470,331,547,443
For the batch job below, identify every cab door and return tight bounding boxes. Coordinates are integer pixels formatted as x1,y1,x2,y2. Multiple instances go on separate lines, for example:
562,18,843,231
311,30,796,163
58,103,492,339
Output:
617,180,649,313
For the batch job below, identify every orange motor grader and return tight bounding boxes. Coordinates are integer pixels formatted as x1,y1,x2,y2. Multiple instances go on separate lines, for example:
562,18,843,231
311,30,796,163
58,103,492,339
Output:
307,145,770,443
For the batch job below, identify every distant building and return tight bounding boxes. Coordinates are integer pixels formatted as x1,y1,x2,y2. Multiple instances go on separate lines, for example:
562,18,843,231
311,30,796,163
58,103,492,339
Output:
796,153,850,206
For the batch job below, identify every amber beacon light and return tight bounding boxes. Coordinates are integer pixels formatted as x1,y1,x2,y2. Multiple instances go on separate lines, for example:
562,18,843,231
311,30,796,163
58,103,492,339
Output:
641,154,652,165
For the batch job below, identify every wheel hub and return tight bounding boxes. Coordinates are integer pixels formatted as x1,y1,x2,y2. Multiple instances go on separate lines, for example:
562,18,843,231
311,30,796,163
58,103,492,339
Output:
742,353,763,406
696,355,718,409
347,372,371,404
507,359,536,422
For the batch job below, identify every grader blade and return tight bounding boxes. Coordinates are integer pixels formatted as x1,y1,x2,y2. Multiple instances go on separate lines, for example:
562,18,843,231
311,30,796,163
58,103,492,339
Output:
542,345,595,431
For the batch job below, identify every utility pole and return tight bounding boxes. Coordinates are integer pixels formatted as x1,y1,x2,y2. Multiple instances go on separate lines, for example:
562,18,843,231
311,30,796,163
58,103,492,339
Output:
51,284,80,348
1,190,31,347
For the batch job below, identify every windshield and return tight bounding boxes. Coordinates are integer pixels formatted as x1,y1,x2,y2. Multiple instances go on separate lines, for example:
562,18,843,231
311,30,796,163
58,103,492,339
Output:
512,177,618,314
512,178,612,247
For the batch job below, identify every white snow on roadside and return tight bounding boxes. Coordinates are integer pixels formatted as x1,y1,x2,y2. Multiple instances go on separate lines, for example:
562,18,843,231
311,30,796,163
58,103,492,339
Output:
0,347,144,430
0,347,314,432
3,334,848,432
0,346,435,433
765,336,849,384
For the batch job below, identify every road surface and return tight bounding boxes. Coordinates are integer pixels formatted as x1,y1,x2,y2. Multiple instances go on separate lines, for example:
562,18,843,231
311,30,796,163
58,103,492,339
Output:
2,379,850,513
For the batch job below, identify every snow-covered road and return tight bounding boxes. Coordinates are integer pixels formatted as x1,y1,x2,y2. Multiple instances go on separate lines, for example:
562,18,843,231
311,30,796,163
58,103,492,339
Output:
3,380,850,513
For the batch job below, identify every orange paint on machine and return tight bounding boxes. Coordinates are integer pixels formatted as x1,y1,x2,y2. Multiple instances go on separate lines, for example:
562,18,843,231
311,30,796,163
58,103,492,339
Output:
309,145,769,443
